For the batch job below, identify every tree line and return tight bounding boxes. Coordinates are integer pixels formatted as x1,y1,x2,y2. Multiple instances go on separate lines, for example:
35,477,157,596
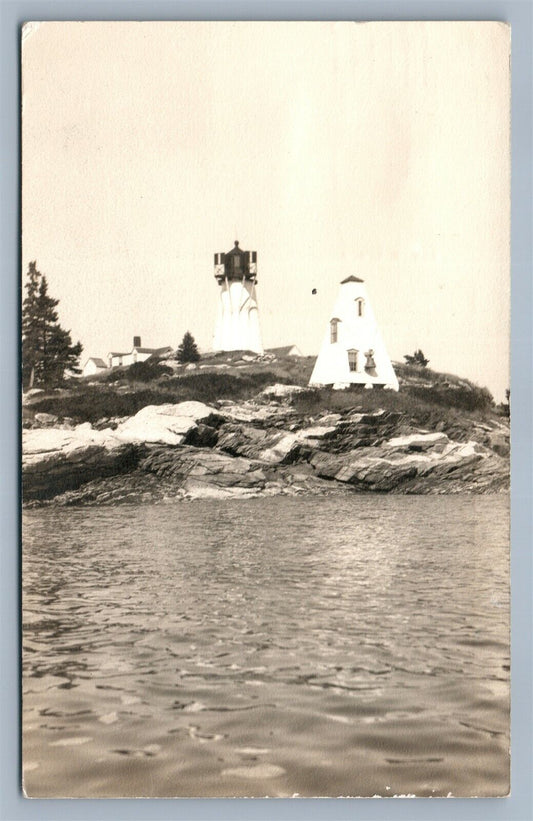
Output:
22,262,204,389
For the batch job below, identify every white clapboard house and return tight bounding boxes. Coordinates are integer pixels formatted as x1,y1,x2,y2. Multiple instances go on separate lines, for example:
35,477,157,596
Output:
82,357,108,378
107,337,173,369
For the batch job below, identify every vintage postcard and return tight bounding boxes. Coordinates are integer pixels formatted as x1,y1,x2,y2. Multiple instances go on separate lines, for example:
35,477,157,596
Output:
22,21,510,797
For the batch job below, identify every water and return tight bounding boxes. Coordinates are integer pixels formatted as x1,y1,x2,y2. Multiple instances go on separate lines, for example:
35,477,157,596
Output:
22,494,510,797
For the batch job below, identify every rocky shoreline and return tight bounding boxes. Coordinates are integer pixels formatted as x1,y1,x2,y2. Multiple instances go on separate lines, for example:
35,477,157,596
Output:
22,384,510,507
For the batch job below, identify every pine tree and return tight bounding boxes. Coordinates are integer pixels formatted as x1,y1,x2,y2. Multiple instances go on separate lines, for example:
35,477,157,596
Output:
176,331,200,364
22,262,83,388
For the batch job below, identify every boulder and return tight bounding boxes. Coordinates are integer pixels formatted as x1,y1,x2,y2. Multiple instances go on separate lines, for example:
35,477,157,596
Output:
181,482,260,499
413,441,485,477
311,410,407,454
310,440,487,492
258,432,301,463
216,401,295,425
22,425,142,501
140,446,268,499
23,424,112,467
216,424,270,457
488,430,509,457
317,413,342,426
384,432,450,451
259,384,308,399
33,411,59,427
183,423,219,448
216,424,305,464
115,401,224,446
22,388,45,404
31,471,184,508
296,425,337,442
398,448,509,494
217,421,339,465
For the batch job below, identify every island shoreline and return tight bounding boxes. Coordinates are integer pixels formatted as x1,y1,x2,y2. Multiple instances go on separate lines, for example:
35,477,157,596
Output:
22,366,510,508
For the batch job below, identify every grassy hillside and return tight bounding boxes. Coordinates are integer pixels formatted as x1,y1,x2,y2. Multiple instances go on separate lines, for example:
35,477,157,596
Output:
24,351,504,432
25,371,290,424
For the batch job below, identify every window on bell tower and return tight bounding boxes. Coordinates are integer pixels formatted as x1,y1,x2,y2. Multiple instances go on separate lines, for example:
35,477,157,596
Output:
348,349,358,372
355,298,365,317
330,318,339,343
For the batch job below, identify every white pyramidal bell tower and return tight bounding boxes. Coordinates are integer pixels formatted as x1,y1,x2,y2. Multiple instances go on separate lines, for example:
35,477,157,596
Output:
213,241,263,354
309,275,399,390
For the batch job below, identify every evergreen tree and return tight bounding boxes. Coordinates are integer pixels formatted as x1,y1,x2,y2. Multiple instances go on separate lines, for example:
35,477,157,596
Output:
176,331,200,364
22,262,83,388
404,349,430,368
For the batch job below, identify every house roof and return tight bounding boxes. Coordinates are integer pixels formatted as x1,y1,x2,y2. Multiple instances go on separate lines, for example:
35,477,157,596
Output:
86,357,107,368
266,345,301,356
134,346,173,355
107,345,173,360
340,275,364,284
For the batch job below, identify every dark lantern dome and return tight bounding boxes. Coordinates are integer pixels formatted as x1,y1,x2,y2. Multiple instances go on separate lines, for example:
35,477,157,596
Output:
214,241,258,282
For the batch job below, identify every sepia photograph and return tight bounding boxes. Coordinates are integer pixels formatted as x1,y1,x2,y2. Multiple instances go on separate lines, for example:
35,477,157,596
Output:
21,21,510,798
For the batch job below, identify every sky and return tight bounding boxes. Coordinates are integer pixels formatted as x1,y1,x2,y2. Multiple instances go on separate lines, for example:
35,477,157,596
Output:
22,21,510,400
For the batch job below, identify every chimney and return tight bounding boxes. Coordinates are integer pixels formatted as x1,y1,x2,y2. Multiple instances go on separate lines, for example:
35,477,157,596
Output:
133,336,141,348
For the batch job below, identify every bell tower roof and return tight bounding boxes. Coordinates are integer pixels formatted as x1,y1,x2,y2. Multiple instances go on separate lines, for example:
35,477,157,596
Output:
341,275,365,284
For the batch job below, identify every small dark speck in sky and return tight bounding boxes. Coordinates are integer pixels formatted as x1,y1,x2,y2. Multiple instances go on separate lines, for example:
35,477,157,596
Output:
312,288,317,295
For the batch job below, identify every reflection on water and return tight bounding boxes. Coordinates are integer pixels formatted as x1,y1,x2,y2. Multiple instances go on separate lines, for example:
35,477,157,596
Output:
22,494,509,797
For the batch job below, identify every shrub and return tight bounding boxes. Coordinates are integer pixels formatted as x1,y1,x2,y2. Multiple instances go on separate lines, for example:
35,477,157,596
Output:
404,349,430,368
407,384,493,413
125,361,173,382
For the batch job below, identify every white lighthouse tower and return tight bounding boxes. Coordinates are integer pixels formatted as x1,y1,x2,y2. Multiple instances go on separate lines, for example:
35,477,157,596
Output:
213,241,263,354
309,275,399,390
